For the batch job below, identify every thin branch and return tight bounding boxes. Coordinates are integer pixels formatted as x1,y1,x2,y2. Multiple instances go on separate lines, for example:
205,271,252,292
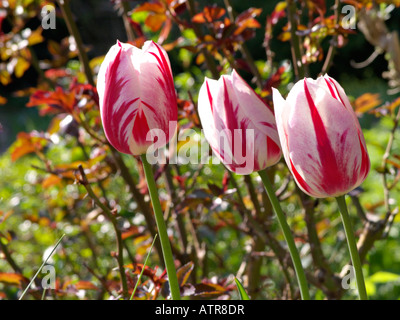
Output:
57,0,95,86
223,0,263,88
286,0,305,79
76,165,129,298
321,0,341,75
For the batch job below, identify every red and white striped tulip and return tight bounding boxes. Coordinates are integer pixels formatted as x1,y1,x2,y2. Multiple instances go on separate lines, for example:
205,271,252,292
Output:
272,75,370,198
97,40,177,156
198,70,282,174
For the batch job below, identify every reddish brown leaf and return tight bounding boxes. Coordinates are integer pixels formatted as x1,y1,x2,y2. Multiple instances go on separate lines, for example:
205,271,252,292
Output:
193,282,228,297
9,132,48,162
192,6,226,23
354,93,382,114
121,226,141,240
26,87,76,116
145,13,167,32
133,1,165,14
234,9,261,36
176,261,194,287
42,175,62,189
75,281,98,291
0,273,27,286
270,1,287,25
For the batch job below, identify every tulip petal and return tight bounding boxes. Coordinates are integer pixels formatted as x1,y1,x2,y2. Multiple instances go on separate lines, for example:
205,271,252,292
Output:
276,77,369,198
199,71,281,174
98,41,177,156
132,41,177,154
98,41,141,154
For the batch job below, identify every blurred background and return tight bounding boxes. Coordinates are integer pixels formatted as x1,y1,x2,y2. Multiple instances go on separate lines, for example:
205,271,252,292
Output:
1,0,400,300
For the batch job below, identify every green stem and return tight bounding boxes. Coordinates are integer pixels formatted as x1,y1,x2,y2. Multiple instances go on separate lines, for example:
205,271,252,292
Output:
258,169,310,300
19,234,66,300
336,195,368,300
140,155,181,300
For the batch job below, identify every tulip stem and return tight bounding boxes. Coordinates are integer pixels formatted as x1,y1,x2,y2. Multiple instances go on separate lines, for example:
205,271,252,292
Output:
336,195,368,300
258,169,310,300
140,155,181,300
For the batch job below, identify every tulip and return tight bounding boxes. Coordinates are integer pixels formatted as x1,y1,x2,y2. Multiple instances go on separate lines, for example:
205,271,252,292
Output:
272,74,370,198
198,70,282,175
199,70,310,299
97,40,181,300
273,75,370,300
97,40,177,156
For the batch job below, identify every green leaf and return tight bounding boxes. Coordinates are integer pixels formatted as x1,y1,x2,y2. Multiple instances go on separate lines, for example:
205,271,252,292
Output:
368,272,400,284
19,233,66,300
234,277,250,300
130,234,158,300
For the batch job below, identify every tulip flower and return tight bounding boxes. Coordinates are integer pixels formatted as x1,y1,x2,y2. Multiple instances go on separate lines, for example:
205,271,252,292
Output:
97,40,180,300
273,75,370,300
97,40,177,156
198,70,310,300
198,69,282,175
272,75,370,198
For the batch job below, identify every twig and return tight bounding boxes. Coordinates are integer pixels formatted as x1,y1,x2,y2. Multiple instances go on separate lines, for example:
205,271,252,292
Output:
381,105,400,216
223,0,263,88
57,0,95,86
109,150,165,267
286,0,305,79
186,0,220,79
321,0,341,75
164,165,189,256
298,189,343,299
76,165,129,298
121,0,136,42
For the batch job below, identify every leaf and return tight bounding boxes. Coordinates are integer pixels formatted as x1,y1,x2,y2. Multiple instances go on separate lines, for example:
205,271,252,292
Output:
9,132,48,162
0,210,13,225
0,96,7,105
27,27,44,46
130,234,158,300
278,31,291,42
75,281,98,291
0,273,27,286
177,262,194,287
193,282,227,297
0,69,12,85
121,226,141,240
388,96,400,111
26,87,76,116
145,13,166,32
19,234,66,300
234,277,250,300
368,272,400,284
234,8,262,35
192,6,226,23
42,175,62,188
270,1,287,25
354,93,382,114
14,56,30,78
133,1,165,14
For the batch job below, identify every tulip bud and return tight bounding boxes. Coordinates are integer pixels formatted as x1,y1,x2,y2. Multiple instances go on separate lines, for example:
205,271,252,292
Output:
198,70,282,174
97,40,177,156
273,75,370,198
